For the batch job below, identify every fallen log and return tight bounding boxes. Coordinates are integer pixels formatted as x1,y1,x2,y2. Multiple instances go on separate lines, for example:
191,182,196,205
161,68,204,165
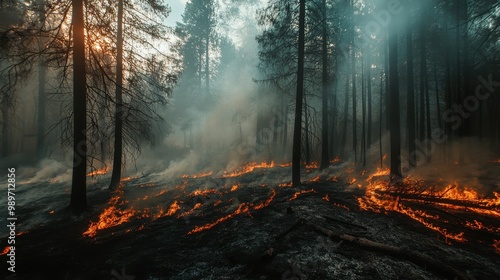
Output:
307,222,471,280
377,190,499,211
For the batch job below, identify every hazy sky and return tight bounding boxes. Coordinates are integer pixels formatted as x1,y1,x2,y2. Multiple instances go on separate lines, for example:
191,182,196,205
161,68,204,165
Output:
165,0,187,26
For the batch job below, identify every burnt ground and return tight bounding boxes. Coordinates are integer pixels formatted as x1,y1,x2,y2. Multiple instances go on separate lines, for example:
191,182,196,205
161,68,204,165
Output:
1,166,500,280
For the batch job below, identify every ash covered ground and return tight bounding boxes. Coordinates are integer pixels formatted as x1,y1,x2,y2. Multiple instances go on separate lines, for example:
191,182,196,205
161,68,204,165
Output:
1,162,500,280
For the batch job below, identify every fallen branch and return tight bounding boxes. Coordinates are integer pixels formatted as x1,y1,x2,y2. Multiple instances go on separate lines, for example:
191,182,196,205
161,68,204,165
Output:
378,191,499,211
307,222,470,280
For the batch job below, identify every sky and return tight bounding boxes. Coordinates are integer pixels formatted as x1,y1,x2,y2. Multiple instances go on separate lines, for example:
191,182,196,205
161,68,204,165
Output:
165,0,187,27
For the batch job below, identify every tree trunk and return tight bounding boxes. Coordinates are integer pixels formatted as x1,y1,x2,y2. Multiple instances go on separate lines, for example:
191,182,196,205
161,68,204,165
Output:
388,15,402,178
37,62,46,160
320,0,329,170
109,0,124,190
205,34,210,95
351,0,357,162
70,0,88,213
406,31,416,168
292,0,305,187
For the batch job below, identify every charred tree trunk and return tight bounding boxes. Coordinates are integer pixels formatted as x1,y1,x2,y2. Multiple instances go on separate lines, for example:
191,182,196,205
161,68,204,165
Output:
406,31,416,168
351,0,357,162
292,0,305,187
109,0,124,190
70,0,88,213
320,0,329,170
388,16,402,178
205,34,210,95
37,62,46,160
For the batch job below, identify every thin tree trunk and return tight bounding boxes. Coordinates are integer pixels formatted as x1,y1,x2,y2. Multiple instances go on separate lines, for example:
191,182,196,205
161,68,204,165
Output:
109,0,124,190
292,0,305,187
406,30,416,168
388,15,402,178
70,0,88,213
320,0,329,170
205,34,210,95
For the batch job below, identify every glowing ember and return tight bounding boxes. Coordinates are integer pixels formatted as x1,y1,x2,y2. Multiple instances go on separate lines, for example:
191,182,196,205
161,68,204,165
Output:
327,176,339,182
494,240,500,254
181,171,213,179
322,194,330,202
333,203,350,211
230,184,239,192
188,203,250,234
87,167,109,177
305,162,318,169
330,156,341,163
289,189,316,201
222,161,276,178
465,220,500,233
1,246,10,255
365,167,390,182
348,178,357,184
190,189,217,197
279,182,293,188
166,201,181,216
121,176,138,182
310,176,320,182
83,188,136,237
279,162,292,167
177,203,202,218
83,205,136,237
49,210,54,214
253,189,277,210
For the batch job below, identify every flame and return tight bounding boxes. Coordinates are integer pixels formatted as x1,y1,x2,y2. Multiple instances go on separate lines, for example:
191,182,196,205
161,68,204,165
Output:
86,167,109,177
1,246,10,255
322,194,330,202
333,203,350,210
222,161,276,178
190,189,217,197
178,203,202,218
310,176,320,182
330,156,341,163
49,210,55,214
166,201,180,216
188,203,250,234
121,176,138,182
348,178,357,184
494,240,500,254
230,184,239,192
83,188,136,237
327,176,339,182
279,162,292,167
305,162,318,169
253,189,277,210
357,171,500,245
279,182,293,188
289,189,316,201
181,171,213,179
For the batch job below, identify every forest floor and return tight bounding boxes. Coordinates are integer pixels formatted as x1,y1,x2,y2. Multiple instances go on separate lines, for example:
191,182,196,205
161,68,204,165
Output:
1,162,500,280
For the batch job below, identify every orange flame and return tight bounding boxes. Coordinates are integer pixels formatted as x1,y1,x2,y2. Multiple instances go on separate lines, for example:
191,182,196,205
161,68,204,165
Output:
330,156,341,163
494,240,500,254
310,176,320,182
289,189,316,201
253,189,276,210
279,182,293,188
0,246,10,255
166,201,181,216
222,161,276,178
230,184,239,192
305,162,318,169
87,167,109,177
188,203,250,234
322,194,330,202
181,171,213,179
178,203,202,218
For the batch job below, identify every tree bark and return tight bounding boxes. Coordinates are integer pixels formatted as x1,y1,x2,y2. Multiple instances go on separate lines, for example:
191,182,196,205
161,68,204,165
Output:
292,0,305,187
388,14,402,178
109,0,124,190
70,0,88,213
320,0,329,170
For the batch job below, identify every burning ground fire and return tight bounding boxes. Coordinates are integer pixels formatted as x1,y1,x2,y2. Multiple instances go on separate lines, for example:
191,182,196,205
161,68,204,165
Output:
356,168,500,249
222,161,285,178
87,167,109,177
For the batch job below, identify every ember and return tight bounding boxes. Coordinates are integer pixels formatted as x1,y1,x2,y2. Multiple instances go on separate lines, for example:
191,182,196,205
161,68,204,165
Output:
181,171,213,179
0,246,9,256
289,189,316,201
222,161,276,178
86,167,109,177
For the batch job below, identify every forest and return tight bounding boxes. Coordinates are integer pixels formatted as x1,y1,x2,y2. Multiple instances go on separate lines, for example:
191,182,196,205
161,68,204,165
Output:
0,0,499,279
